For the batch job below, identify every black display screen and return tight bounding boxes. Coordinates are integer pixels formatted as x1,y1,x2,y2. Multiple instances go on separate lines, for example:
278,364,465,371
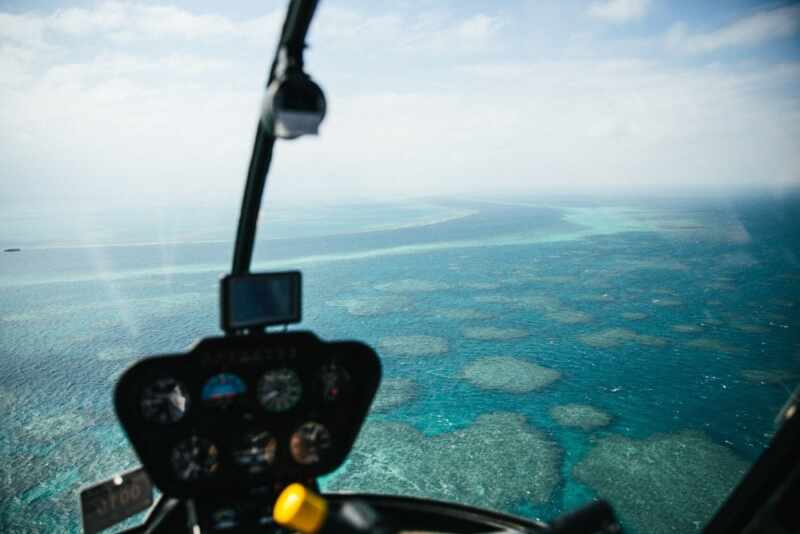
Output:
222,271,301,330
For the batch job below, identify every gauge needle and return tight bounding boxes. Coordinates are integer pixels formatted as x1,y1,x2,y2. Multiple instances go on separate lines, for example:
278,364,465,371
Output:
169,389,187,412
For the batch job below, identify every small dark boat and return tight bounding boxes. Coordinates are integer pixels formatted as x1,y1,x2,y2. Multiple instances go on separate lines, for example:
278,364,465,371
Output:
3,248,21,252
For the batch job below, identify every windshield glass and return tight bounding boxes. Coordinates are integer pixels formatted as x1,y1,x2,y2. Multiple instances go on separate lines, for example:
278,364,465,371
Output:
1,2,799,533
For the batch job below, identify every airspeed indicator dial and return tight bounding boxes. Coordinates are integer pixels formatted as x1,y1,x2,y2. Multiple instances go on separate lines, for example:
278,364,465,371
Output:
257,368,302,412
140,378,189,424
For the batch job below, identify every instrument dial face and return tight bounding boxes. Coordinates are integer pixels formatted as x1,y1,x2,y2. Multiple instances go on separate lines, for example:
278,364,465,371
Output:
140,378,190,424
171,436,219,481
202,372,247,408
233,430,277,474
290,422,332,465
211,507,239,530
318,363,350,402
257,368,302,412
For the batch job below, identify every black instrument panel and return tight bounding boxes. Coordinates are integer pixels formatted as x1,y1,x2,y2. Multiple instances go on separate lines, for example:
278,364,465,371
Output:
114,332,381,499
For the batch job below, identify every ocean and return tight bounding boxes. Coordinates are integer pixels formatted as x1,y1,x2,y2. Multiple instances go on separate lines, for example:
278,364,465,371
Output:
1,194,798,533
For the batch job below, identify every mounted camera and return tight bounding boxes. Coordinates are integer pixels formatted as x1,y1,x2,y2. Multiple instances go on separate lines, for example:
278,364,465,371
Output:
261,49,326,139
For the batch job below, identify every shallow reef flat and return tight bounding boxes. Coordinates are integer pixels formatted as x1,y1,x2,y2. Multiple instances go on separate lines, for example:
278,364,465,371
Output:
324,412,562,511
461,282,502,290
0,435,138,532
378,335,449,356
1,311,40,322
327,295,412,316
0,387,16,411
578,328,668,349
650,298,683,307
686,338,743,354
550,404,611,430
374,279,450,293
513,274,578,285
513,295,561,311
671,324,703,333
463,326,529,341
546,309,592,324
473,294,516,304
371,378,418,412
732,324,770,334
471,293,591,325
96,346,138,361
573,430,749,534
430,308,493,320
719,252,758,268
461,356,561,393
22,413,89,441
621,312,648,321
741,368,800,385
579,293,615,303
610,258,690,273
651,288,676,295
768,298,796,308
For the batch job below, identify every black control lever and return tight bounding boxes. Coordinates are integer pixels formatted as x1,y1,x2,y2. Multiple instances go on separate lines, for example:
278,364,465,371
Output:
274,484,394,534
548,500,621,534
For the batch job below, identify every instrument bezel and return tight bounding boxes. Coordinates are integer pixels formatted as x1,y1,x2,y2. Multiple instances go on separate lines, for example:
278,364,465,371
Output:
114,331,381,498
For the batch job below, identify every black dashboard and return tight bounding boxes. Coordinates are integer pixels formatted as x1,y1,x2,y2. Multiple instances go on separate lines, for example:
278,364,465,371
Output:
114,331,381,501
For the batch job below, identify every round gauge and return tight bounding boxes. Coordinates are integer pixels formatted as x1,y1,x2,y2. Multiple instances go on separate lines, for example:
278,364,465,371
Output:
290,422,333,465
202,373,246,408
318,363,351,402
257,368,302,412
211,507,239,530
171,436,219,481
140,377,190,424
233,430,277,474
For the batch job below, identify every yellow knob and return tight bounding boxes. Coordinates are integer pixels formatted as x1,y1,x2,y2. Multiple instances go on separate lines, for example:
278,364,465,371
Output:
273,483,329,534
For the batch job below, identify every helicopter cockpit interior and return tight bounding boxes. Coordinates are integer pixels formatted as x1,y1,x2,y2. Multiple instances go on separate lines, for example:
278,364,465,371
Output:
72,1,800,534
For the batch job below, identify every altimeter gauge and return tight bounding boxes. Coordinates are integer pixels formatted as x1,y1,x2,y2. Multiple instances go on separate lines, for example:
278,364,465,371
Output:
171,436,219,481
140,377,190,424
257,368,302,412
290,422,332,465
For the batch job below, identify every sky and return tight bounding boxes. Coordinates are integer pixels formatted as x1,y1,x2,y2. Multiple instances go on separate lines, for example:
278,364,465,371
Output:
0,0,799,211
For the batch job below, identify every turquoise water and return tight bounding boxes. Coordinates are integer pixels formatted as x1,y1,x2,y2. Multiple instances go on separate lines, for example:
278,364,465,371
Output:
1,195,798,533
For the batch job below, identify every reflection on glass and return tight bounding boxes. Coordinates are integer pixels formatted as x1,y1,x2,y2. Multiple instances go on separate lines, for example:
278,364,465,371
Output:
140,378,190,424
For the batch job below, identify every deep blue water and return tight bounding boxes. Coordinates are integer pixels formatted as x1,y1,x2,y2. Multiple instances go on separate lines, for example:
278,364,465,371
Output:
0,195,798,533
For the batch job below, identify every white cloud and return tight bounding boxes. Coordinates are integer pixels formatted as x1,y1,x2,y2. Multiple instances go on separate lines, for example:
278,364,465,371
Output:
0,1,283,48
587,0,650,24
0,1,798,208
667,5,800,54
314,7,503,56
456,14,501,44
